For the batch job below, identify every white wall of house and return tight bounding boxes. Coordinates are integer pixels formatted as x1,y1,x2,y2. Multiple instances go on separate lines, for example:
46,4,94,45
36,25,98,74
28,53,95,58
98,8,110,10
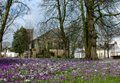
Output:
74,38,120,59
97,37,120,58
1,50,18,57
74,37,120,59
97,50,105,59
74,49,112,59
110,37,120,56
97,50,112,59
74,48,85,58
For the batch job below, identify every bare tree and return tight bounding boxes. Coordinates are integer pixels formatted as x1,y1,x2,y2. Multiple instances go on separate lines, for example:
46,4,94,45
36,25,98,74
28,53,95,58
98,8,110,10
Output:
40,0,79,58
79,0,120,59
0,0,13,57
0,0,29,57
95,0,120,58
67,19,83,58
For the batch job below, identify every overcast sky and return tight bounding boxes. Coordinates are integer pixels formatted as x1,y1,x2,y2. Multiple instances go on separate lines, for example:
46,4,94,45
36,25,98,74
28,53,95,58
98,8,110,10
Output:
16,0,44,27
3,0,45,44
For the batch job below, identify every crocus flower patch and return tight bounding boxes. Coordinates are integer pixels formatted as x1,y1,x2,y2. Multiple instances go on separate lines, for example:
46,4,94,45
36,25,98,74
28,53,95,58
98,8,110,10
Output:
0,58,120,82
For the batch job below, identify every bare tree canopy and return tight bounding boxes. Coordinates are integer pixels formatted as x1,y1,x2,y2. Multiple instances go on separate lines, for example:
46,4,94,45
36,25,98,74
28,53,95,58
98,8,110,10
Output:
0,0,29,57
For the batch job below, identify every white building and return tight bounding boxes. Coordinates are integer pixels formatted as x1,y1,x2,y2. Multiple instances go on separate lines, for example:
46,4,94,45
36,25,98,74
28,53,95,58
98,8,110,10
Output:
74,37,120,59
110,37,120,56
74,48,85,58
1,49,18,57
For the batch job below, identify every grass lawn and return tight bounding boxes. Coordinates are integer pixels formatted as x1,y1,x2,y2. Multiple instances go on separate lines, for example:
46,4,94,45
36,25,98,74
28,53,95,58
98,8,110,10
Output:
16,76,120,83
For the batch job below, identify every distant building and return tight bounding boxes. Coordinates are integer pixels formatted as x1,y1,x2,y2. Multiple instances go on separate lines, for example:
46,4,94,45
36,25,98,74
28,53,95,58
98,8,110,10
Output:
110,38,120,57
74,48,85,58
26,29,33,57
74,38,120,59
30,28,68,58
1,49,18,57
26,29,33,41
28,27,120,59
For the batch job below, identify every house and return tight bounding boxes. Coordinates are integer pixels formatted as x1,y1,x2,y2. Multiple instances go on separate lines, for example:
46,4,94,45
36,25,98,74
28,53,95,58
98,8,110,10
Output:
1,49,18,57
97,38,120,59
30,27,120,59
109,37,120,58
74,48,85,58
30,28,68,58
73,48,112,59
74,37,120,59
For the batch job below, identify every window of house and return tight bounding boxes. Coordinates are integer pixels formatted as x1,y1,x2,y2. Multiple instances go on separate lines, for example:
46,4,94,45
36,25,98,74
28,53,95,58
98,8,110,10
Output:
48,42,52,49
49,41,58,49
59,42,64,49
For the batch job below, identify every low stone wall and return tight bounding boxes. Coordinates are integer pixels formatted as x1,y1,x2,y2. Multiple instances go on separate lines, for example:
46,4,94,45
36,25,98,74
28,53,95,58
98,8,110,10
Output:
49,49,65,57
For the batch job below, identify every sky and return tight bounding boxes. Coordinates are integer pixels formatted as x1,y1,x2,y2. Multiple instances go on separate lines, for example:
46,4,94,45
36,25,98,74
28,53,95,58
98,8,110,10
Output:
15,0,44,28
3,0,45,44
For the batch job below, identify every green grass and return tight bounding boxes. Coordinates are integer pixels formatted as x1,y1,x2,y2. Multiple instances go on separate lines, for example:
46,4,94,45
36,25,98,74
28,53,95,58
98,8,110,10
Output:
22,76,120,83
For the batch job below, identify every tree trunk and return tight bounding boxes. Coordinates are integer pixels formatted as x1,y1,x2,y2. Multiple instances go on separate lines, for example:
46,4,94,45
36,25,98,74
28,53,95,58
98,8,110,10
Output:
0,41,2,57
107,43,109,58
63,36,68,58
85,0,98,60
59,18,68,58
80,0,89,59
56,0,68,58
0,0,12,57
